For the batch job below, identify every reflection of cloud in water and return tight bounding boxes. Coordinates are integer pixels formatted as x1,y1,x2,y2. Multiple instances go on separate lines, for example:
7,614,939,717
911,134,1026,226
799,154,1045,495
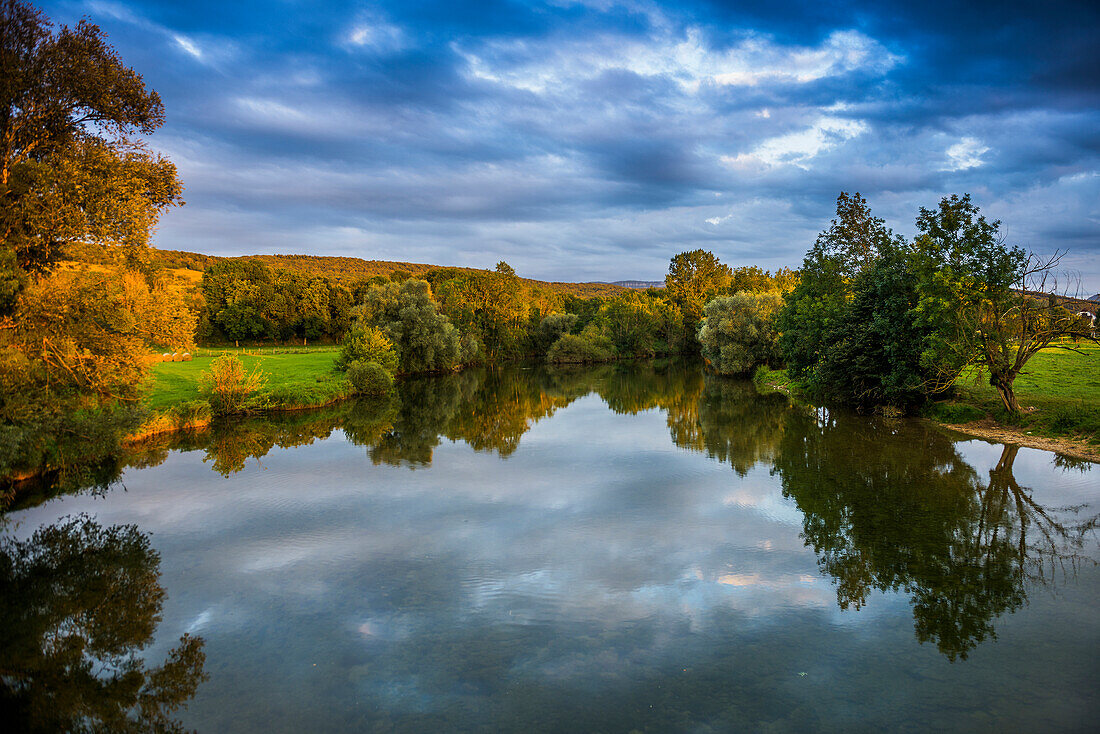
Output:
9,364,1099,730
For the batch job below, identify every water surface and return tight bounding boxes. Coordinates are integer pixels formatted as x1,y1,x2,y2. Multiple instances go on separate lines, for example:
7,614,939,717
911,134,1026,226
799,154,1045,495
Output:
3,362,1098,732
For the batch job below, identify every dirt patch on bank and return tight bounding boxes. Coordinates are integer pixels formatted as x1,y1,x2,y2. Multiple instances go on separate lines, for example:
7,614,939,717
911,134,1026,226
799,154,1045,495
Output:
931,417,1100,463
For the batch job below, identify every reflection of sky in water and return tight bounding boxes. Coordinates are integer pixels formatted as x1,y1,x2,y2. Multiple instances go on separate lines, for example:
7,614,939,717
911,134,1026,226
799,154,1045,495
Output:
10,390,1100,731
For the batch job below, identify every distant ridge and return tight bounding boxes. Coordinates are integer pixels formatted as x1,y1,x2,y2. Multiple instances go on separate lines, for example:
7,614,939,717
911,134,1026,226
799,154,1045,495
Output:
62,245,629,298
1089,294,1100,303
609,280,664,289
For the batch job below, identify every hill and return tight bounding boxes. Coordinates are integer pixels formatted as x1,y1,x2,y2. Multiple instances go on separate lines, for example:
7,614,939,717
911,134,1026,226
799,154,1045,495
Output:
64,245,628,298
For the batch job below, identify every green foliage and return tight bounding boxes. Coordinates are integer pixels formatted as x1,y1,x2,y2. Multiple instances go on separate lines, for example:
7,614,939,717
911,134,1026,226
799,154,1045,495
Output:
697,291,783,375
777,192,902,383
347,360,394,396
924,402,986,424
431,265,528,359
811,243,934,410
665,249,733,328
354,279,464,373
336,324,398,373
0,515,207,731
910,194,1087,414
729,265,800,294
776,192,937,411
198,355,266,415
535,312,578,353
546,332,613,363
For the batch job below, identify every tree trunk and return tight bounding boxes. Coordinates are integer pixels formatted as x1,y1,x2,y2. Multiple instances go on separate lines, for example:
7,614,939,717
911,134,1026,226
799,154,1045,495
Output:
991,372,1020,414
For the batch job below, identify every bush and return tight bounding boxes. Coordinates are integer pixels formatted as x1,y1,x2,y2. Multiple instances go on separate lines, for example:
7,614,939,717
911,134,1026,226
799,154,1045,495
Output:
535,313,578,353
198,355,266,415
697,291,783,375
337,325,398,373
546,333,613,364
347,360,393,396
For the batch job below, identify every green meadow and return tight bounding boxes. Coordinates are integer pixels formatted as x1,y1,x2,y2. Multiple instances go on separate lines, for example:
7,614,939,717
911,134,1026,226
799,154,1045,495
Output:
145,347,344,412
937,342,1100,442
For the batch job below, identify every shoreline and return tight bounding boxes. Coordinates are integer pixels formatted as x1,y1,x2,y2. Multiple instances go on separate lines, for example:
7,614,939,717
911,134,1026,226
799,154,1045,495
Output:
929,417,1099,463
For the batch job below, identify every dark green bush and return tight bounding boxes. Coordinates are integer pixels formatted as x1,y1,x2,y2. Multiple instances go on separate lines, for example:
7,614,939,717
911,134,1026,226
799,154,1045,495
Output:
545,334,613,364
347,360,393,395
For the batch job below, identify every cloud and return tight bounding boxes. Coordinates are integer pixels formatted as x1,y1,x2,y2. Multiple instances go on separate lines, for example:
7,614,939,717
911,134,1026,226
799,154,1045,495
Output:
455,26,900,95
942,137,989,171
723,116,869,170
36,0,1100,291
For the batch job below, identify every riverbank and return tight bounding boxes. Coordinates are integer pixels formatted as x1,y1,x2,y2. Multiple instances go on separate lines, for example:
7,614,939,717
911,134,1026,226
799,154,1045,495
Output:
930,418,1100,463
753,345,1100,463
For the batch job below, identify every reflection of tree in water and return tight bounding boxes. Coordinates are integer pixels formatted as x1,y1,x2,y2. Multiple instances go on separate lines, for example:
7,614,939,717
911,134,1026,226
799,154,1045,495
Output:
660,373,790,476
445,368,578,457
774,412,1099,660
365,370,477,466
199,410,346,476
0,515,206,732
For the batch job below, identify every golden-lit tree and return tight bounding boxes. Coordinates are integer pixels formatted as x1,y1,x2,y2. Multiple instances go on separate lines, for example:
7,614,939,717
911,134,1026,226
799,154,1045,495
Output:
0,0,187,480
665,249,732,329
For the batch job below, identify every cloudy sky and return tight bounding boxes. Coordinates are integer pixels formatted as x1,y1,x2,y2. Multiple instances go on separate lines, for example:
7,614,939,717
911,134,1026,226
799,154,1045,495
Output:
41,0,1100,289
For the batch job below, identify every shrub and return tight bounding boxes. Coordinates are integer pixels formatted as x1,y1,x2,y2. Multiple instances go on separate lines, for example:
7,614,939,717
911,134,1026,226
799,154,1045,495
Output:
347,360,393,396
535,313,578,353
198,355,266,415
337,325,399,373
697,291,783,375
546,333,613,364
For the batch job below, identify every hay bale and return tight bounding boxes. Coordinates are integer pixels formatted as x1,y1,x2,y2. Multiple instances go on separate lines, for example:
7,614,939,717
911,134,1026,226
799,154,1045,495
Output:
182,352,193,361
162,353,171,361
171,352,183,362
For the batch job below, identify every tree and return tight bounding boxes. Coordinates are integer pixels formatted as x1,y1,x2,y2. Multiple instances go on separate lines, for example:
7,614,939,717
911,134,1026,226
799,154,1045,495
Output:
697,291,783,375
1,0,179,296
336,324,398,374
811,242,935,411
912,195,1093,413
200,260,276,341
432,265,528,359
0,1,185,479
355,279,468,373
665,249,732,329
777,192,902,385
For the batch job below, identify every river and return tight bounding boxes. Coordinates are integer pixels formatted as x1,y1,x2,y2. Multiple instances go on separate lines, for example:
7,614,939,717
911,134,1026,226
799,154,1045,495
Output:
2,361,1097,731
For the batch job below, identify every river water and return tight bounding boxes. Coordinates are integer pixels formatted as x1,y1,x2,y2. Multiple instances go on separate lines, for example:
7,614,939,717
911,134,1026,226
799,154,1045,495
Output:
3,361,1098,732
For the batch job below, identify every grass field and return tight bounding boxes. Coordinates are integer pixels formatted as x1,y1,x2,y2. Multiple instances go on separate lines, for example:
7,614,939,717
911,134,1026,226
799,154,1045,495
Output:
145,349,343,412
939,342,1100,442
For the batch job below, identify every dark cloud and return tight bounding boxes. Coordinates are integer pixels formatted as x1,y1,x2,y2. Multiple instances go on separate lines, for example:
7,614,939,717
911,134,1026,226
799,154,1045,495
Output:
36,0,1100,290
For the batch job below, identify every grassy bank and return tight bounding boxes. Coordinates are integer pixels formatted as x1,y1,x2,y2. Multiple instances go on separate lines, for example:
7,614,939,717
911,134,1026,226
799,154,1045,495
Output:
755,344,1099,451
926,343,1100,445
134,349,351,441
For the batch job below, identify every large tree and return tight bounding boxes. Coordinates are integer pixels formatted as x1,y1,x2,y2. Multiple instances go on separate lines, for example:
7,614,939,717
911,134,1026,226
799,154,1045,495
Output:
776,192,901,385
0,1,186,481
665,249,732,330
912,195,1092,413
